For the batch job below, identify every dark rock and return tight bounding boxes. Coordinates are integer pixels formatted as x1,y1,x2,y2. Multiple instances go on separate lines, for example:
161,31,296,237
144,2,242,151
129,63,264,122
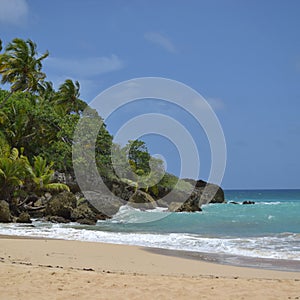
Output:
229,201,239,205
129,190,157,209
174,191,202,212
242,201,255,205
185,180,225,205
76,218,97,225
16,212,32,223
158,179,224,212
106,179,136,201
46,216,70,223
71,202,97,224
28,208,45,219
45,191,77,219
0,200,12,223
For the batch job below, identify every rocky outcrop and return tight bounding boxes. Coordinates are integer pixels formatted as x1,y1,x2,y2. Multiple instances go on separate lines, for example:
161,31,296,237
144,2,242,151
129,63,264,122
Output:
71,202,98,225
243,201,255,205
175,191,203,212
0,200,12,223
45,191,77,219
16,212,32,223
182,179,225,205
44,191,109,224
129,190,157,209
153,179,225,212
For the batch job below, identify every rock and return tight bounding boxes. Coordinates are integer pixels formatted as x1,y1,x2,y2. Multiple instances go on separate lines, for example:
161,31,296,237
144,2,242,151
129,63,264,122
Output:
129,190,157,209
185,180,225,205
45,191,77,220
229,201,239,205
46,216,70,223
242,201,255,205
107,179,136,201
174,191,203,212
76,218,97,225
153,179,225,212
16,212,32,223
0,200,12,223
70,202,97,224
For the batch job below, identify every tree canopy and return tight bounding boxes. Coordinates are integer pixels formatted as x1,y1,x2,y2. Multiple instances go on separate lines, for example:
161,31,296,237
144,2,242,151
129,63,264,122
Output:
0,37,182,212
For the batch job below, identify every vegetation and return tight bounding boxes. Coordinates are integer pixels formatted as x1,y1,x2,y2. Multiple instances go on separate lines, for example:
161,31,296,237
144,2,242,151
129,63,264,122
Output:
0,37,188,218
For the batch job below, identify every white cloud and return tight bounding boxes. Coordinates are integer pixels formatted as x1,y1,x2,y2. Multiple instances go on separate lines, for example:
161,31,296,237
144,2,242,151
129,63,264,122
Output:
45,55,124,78
144,32,177,54
0,0,28,26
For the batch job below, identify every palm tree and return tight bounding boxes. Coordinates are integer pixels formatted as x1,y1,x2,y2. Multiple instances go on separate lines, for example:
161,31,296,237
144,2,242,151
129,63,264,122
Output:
37,80,56,103
25,156,70,196
55,79,86,114
0,38,49,108
0,148,27,201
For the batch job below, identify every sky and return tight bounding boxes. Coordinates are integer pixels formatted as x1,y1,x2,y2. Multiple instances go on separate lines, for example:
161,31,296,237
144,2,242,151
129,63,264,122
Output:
1,0,300,189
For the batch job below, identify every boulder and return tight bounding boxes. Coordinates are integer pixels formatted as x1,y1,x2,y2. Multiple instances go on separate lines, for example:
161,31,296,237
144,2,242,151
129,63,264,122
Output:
107,179,136,201
152,179,225,212
173,191,202,212
129,190,157,209
0,200,11,223
71,202,97,224
183,180,225,205
16,212,32,223
45,191,77,219
76,218,97,225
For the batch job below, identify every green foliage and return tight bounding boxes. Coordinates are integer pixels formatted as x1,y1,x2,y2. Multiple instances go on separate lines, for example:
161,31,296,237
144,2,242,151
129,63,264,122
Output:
0,147,27,200
0,38,48,93
0,37,188,207
55,79,87,114
26,156,70,195
155,173,193,192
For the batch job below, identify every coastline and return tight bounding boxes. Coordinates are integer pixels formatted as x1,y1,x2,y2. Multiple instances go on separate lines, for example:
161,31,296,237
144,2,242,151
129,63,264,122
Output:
0,235,300,299
1,233,300,273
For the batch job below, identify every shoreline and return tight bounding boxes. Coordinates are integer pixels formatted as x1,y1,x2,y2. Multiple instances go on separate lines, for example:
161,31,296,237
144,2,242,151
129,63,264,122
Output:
1,233,300,273
0,234,299,279
0,235,299,299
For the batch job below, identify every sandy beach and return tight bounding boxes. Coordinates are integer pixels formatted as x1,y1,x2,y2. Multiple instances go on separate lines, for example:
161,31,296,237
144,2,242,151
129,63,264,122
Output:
0,236,299,299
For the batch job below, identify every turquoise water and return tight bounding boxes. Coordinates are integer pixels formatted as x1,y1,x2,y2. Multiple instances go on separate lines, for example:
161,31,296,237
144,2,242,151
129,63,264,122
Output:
1,189,300,261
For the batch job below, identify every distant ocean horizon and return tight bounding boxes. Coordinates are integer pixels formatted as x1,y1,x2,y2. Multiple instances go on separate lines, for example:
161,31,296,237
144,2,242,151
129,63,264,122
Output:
1,189,300,270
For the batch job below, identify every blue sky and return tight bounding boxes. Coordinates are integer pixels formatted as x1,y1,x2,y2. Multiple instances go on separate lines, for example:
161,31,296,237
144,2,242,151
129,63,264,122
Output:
1,0,300,189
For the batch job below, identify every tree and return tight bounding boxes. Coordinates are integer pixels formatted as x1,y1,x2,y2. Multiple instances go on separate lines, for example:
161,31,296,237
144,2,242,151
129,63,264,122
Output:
25,156,69,196
0,148,27,202
0,38,49,108
55,79,87,114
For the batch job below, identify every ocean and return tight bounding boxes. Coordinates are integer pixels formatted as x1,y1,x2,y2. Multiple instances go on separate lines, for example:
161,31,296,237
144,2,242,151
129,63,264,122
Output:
1,189,300,269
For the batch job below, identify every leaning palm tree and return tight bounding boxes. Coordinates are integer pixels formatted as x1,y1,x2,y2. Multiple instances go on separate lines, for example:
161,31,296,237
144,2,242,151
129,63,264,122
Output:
0,38,49,108
37,80,56,103
25,156,70,196
55,79,87,114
